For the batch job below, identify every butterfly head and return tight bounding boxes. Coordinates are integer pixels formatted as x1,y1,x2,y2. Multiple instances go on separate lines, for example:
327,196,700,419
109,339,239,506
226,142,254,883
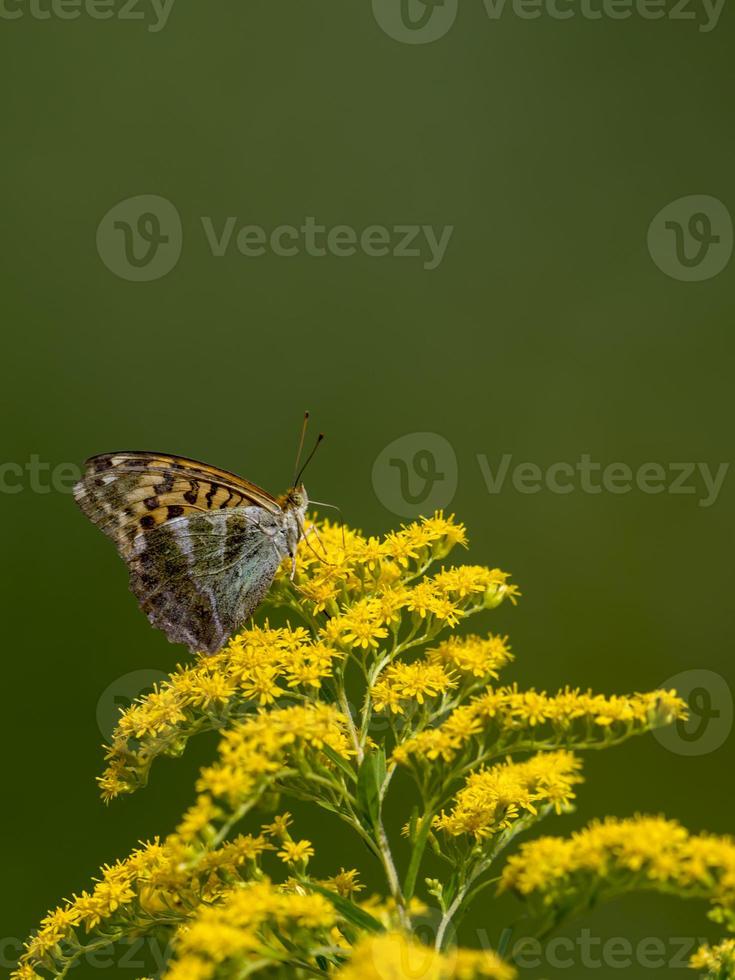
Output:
281,484,309,515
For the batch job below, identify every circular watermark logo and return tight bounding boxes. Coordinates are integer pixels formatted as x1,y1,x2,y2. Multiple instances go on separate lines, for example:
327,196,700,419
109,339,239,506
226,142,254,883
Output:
653,669,733,756
647,195,732,282
372,0,458,44
364,909,455,977
97,194,182,282
372,432,458,518
97,668,169,742
412,905,455,951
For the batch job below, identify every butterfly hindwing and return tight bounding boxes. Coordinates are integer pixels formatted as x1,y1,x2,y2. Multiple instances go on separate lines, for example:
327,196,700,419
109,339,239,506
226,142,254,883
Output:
74,452,296,653
128,506,288,653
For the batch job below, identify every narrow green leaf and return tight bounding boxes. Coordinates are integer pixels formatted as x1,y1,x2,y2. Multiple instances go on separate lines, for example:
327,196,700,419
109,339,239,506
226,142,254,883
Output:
306,881,385,933
403,810,435,901
407,805,419,843
357,748,385,827
322,744,357,784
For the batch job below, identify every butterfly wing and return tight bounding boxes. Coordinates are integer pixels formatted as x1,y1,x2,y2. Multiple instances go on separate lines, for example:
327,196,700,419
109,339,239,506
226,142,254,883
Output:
74,451,281,548
74,453,288,652
128,506,288,653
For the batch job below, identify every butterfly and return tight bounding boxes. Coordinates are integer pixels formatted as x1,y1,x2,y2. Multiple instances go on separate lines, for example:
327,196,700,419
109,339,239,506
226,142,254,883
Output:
73,420,323,654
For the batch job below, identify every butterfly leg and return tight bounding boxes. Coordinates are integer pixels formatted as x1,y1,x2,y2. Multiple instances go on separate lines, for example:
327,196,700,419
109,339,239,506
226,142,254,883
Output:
306,522,329,557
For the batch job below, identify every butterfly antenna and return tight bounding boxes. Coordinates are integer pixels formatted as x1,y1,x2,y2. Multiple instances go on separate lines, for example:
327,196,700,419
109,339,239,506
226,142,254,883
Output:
292,411,310,486
294,432,324,487
310,499,346,549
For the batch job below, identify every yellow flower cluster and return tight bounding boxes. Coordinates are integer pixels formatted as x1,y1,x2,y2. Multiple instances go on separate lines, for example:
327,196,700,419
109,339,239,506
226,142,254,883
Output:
333,932,516,980
691,939,735,978
501,815,735,927
14,807,361,980
196,703,353,809
17,510,710,980
428,633,513,678
394,686,686,765
371,634,515,716
163,880,337,980
15,839,188,977
281,514,516,653
320,566,516,653
372,661,456,714
99,625,344,800
278,514,471,615
100,513,515,801
435,751,583,840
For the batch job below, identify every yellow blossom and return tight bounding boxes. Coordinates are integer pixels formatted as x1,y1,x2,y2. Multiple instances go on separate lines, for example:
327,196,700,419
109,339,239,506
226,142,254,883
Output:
691,939,735,977
324,868,364,898
277,839,315,865
337,599,390,649
263,812,293,839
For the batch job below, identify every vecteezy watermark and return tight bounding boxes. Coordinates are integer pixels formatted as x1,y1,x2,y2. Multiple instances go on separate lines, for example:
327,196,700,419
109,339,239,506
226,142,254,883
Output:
2,935,175,972
372,0,459,44
486,928,712,970
653,669,733,756
97,669,169,742
372,437,731,516
372,0,725,43
648,195,733,282
481,0,725,30
97,195,183,282
200,216,454,270
0,0,175,31
0,456,81,494
476,454,730,508
96,195,454,281
372,433,459,519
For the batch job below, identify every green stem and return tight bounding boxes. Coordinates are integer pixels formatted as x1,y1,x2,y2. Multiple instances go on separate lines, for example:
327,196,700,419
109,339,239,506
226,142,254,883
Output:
336,672,363,764
212,790,268,849
375,815,409,928
435,813,544,950
403,806,438,901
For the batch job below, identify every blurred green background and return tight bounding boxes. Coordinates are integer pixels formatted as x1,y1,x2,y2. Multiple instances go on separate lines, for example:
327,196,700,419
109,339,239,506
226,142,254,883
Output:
1,1,733,976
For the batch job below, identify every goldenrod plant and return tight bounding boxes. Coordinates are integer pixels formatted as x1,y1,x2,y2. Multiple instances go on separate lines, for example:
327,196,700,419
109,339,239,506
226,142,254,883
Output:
13,515,734,978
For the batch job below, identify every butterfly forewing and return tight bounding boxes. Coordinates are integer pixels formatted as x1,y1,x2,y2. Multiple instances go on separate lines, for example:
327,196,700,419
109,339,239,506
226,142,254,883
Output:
74,452,299,653
74,452,281,545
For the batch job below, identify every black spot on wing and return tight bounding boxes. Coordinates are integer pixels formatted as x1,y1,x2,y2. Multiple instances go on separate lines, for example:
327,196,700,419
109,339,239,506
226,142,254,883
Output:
157,473,175,494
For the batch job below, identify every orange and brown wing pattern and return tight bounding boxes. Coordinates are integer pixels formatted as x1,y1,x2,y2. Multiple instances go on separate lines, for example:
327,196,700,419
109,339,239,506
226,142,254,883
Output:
73,451,281,550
